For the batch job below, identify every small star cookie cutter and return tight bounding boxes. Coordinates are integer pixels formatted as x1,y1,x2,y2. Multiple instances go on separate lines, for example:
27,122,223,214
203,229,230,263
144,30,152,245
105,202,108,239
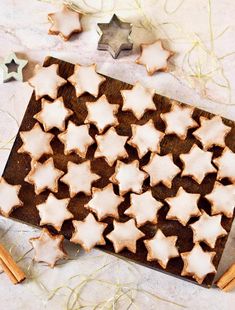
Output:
0,52,28,83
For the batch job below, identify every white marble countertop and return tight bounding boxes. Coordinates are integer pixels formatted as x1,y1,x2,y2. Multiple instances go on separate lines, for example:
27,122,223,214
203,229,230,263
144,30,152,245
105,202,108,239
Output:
0,1,235,309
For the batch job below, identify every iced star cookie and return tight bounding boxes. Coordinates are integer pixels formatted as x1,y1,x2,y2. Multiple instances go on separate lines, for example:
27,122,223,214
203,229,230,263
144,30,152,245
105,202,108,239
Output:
30,228,67,268
165,187,201,226
144,230,179,269
106,219,145,253
180,145,216,184
18,123,53,160
34,97,73,132
0,177,23,217
36,193,73,232
85,95,119,133
181,243,216,284
28,64,66,100
68,64,106,98
48,5,82,41
205,182,235,218
120,82,156,120
124,190,163,227
128,120,164,158
25,158,64,195
160,103,198,139
94,127,128,166
136,40,174,75
85,184,124,220
193,116,231,150
58,121,94,157
70,213,107,252
60,161,100,197
213,147,235,182
142,153,180,188
110,160,148,196
190,211,227,248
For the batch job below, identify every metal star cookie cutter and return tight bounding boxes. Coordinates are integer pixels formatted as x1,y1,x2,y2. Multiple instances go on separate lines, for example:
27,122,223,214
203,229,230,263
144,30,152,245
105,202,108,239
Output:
97,14,133,58
0,52,28,83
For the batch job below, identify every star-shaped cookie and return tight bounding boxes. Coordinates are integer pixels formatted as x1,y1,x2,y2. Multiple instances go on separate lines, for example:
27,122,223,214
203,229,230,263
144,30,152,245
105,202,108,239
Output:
193,116,231,150
106,219,145,253
36,193,73,232
136,40,174,75
205,182,235,218
70,213,107,252
190,211,227,248
181,243,216,284
94,127,128,166
110,160,148,196
34,97,73,132
0,177,23,217
121,82,156,120
25,158,64,195
213,147,235,182
18,123,54,160
144,230,179,269
48,5,82,41
180,145,216,184
68,64,106,98
30,228,66,268
161,103,198,139
60,161,100,197
58,121,94,157
0,52,28,82
85,95,119,133
85,183,124,220
128,120,164,158
97,14,133,58
142,153,180,188
124,190,163,227
28,64,66,100
165,187,201,226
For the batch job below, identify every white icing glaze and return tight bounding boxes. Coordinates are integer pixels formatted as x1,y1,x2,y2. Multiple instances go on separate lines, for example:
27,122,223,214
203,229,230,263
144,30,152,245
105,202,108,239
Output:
0,177,22,217
36,193,73,231
18,122,53,160
193,116,231,149
144,230,179,269
128,120,164,158
166,187,201,226
34,97,73,132
106,219,145,253
213,147,235,182
85,95,119,133
124,190,162,227
95,127,128,166
161,103,197,139
60,161,100,197
30,228,66,267
190,211,227,248
85,183,124,220
68,64,106,98
48,5,82,39
121,82,156,119
110,160,148,195
181,243,216,284
25,158,64,195
136,40,173,75
142,153,180,188
28,64,66,100
180,144,216,184
58,121,94,157
205,182,235,218
70,213,107,251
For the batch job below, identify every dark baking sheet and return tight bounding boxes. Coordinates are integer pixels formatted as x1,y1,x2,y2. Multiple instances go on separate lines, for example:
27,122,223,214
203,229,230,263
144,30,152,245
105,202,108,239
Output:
2,57,235,287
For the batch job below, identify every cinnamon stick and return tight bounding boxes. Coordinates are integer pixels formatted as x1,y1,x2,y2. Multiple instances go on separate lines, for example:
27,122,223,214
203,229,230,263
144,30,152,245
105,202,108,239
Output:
0,243,26,284
216,263,235,292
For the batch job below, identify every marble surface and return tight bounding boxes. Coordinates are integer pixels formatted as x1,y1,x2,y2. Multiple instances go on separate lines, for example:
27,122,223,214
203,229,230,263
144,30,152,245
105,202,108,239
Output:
0,0,235,309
